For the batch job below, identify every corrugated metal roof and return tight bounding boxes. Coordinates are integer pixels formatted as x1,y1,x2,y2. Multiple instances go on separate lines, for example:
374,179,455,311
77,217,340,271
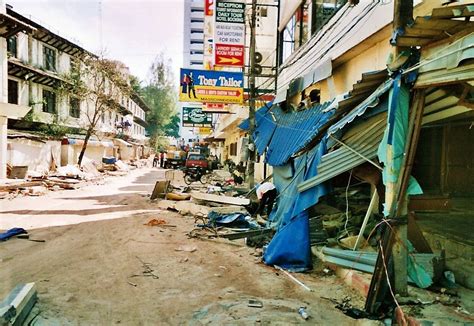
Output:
298,115,386,192
259,101,334,166
238,102,272,131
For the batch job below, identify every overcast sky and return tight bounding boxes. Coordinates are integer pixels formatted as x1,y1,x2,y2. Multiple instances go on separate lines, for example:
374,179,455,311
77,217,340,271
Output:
8,0,184,84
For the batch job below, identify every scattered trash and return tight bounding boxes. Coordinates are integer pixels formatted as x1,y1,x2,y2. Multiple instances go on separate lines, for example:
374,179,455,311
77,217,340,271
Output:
16,234,46,243
144,219,167,226
274,265,312,292
127,281,137,287
130,256,159,279
248,299,263,308
0,283,38,325
298,307,309,320
175,245,197,253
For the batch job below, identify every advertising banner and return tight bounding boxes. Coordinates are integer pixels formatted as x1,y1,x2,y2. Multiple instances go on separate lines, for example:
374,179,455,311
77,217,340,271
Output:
214,1,245,67
202,102,232,113
182,107,213,127
179,68,244,104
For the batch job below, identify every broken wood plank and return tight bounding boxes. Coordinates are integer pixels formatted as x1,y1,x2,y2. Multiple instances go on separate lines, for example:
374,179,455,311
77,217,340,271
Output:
150,180,170,200
191,192,250,206
0,181,44,192
220,228,273,240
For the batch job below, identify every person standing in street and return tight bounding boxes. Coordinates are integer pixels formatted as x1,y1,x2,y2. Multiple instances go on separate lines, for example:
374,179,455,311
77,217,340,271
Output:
160,152,165,168
256,182,277,217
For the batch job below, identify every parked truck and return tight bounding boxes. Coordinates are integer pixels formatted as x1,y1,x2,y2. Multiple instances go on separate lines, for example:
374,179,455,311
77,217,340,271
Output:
164,146,186,169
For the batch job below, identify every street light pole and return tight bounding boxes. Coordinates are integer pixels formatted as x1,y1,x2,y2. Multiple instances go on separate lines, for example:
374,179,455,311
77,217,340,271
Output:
247,0,257,189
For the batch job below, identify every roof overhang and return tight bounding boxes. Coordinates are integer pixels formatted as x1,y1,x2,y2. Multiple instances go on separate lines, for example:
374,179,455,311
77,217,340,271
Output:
8,58,65,87
0,12,35,38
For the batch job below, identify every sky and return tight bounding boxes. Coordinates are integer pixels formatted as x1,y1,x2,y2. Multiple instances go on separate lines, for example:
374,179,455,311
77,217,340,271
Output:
7,0,185,85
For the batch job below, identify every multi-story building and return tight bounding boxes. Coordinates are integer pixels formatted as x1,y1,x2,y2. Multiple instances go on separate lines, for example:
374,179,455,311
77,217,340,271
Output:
183,0,205,69
0,3,150,177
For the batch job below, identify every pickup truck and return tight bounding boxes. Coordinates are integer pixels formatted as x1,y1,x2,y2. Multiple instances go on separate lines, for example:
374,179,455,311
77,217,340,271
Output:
185,153,208,169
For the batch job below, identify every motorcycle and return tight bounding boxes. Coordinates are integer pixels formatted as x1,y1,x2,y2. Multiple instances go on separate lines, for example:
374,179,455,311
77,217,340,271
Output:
182,167,210,185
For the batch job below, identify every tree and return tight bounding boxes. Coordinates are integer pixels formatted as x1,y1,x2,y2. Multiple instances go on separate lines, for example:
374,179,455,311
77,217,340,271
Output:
138,54,178,149
62,55,129,166
163,114,180,138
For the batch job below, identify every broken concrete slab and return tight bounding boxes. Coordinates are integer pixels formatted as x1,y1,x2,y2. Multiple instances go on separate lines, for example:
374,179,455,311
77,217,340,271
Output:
0,282,37,326
191,192,250,206
175,201,210,217
209,206,248,215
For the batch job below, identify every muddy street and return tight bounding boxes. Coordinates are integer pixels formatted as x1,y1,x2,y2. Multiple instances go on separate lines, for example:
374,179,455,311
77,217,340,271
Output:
0,168,367,325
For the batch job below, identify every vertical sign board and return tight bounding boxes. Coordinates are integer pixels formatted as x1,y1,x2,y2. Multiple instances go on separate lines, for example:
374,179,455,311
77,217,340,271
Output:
179,68,244,104
214,1,245,67
182,107,213,127
203,0,215,70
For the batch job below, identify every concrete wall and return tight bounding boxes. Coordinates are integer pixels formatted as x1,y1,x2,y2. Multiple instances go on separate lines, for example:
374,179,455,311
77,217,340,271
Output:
7,138,61,173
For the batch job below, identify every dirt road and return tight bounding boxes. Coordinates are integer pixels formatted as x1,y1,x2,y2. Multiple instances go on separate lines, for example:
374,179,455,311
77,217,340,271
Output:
0,168,368,325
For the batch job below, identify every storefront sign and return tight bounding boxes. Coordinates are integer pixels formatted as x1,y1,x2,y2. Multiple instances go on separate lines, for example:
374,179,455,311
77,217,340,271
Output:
198,127,213,135
214,1,245,67
202,103,232,113
182,107,213,127
179,68,244,104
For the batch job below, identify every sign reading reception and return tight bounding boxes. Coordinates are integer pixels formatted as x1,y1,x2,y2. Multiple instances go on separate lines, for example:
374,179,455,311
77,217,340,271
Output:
179,68,244,104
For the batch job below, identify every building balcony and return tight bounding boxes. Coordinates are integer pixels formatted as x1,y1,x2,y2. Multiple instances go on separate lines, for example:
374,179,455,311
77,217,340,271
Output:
190,53,203,62
190,22,204,31
190,32,204,42
190,43,204,52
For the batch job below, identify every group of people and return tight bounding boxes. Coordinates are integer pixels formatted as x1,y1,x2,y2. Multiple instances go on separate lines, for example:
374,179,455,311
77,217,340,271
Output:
153,152,165,168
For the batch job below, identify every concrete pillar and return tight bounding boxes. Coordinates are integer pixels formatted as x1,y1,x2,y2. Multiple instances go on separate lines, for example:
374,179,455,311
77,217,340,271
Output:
0,115,7,179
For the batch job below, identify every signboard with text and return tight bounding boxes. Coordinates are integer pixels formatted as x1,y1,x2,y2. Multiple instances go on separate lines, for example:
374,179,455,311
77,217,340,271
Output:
179,68,244,104
182,107,213,127
214,1,245,67
202,102,231,113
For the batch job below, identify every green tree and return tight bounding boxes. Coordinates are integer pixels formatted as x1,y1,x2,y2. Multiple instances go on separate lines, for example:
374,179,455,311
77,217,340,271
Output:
163,114,180,138
139,54,178,148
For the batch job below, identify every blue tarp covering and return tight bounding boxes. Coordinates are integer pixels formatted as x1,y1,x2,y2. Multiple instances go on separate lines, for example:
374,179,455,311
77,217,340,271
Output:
238,102,272,131
0,228,27,241
240,101,335,167
377,75,422,216
206,212,259,229
263,142,330,271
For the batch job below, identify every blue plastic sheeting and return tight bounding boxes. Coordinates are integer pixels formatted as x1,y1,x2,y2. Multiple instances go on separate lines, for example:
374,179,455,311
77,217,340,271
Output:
263,142,330,271
0,228,27,241
206,211,259,229
238,102,272,131
377,75,422,216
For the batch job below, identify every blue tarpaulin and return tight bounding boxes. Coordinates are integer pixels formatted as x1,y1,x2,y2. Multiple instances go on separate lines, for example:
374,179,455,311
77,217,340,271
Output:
206,211,259,229
263,142,330,271
0,228,27,241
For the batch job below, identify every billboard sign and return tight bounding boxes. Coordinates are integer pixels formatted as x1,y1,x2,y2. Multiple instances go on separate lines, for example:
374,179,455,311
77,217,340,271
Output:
202,102,231,113
182,107,213,127
214,1,245,67
179,68,244,104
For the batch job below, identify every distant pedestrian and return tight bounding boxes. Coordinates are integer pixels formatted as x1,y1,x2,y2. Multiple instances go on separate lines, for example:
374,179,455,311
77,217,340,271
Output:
160,152,165,168
256,182,277,217
153,154,159,167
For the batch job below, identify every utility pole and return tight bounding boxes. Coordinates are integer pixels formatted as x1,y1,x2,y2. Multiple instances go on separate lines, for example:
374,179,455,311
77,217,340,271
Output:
247,0,257,189
390,0,413,297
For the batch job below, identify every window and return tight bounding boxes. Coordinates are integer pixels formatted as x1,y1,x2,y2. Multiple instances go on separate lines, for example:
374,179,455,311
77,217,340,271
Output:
311,0,347,35
8,79,18,104
42,90,56,114
230,142,237,156
43,45,56,71
69,97,80,118
7,36,17,58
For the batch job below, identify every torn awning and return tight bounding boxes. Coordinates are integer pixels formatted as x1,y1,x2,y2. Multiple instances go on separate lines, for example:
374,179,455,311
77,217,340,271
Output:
246,101,335,167
298,113,386,192
328,78,393,135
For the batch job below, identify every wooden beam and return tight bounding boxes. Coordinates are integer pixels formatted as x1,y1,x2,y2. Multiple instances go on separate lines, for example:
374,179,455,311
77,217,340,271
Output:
431,4,474,19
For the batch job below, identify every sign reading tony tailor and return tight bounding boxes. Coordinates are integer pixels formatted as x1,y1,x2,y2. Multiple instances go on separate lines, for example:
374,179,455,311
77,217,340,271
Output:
182,107,213,127
179,68,244,104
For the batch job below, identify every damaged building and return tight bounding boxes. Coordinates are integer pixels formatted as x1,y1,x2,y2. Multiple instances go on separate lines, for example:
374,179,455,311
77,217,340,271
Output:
0,4,150,179
237,0,474,314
